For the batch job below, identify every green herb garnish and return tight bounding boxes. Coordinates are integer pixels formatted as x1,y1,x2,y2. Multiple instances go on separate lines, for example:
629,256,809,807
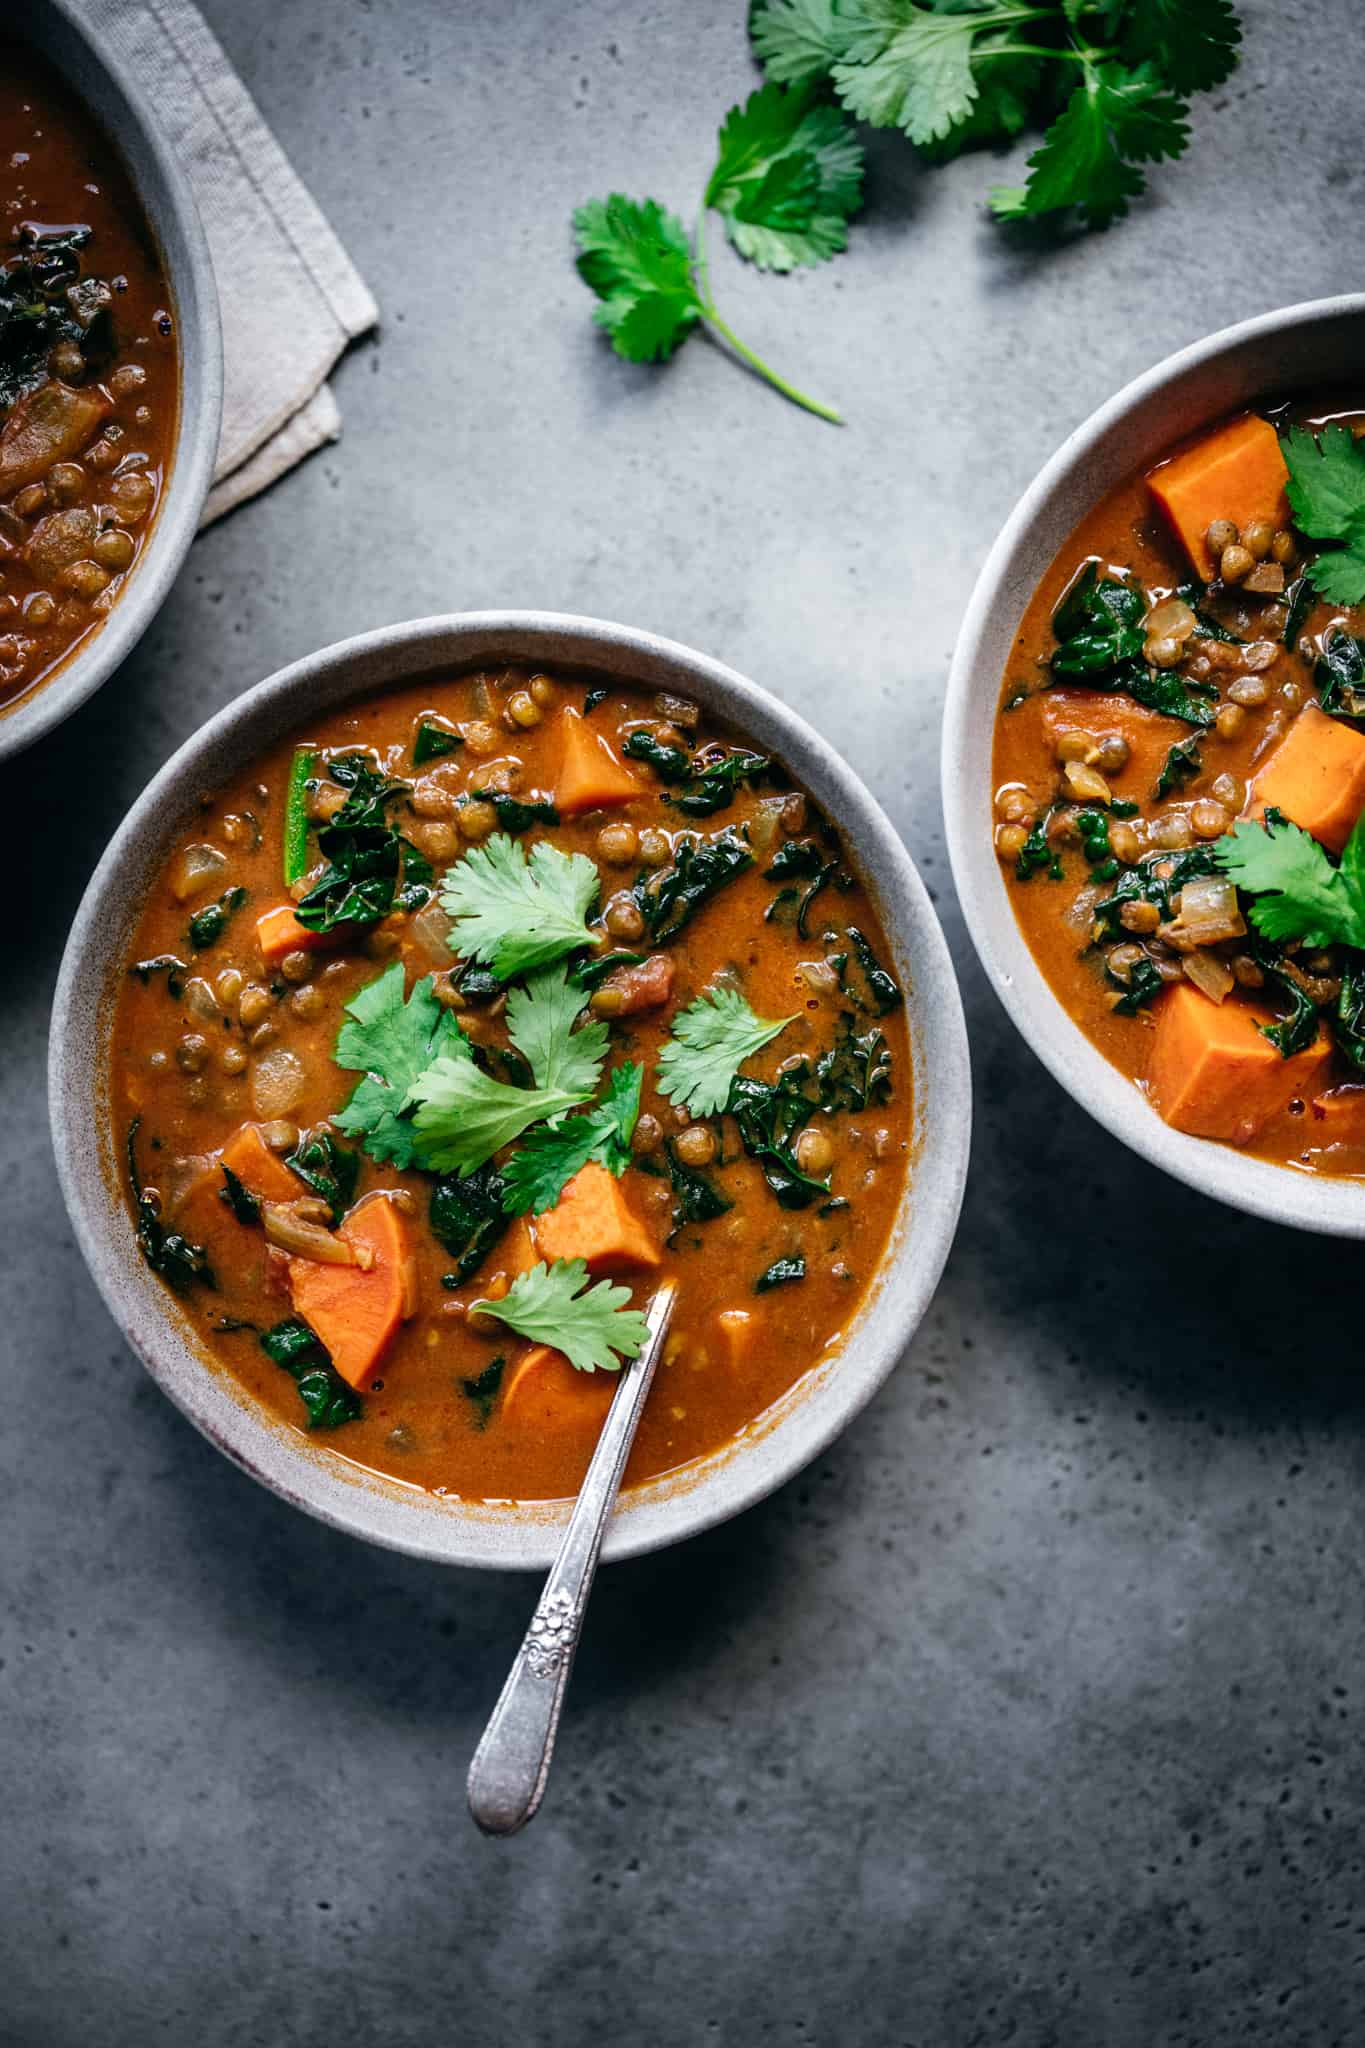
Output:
431,1164,511,1285
440,833,600,981
1215,809,1365,950
500,1063,644,1217
332,964,467,1168
413,720,464,765
1281,424,1365,607
188,886,247,952
469,1259,650,1374
755,1254,806,1293
657,987,794,1118
294,755,431,935
127,1119,214,1294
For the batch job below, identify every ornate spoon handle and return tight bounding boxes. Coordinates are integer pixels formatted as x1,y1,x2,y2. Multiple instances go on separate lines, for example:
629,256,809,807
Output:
466,1281,677,1836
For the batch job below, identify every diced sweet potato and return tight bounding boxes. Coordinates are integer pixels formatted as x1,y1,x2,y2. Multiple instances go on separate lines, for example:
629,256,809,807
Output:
288,1196,415,1390
256,904,343,965
552,707,645,815
1040,690,1188,802
1147,983,1332,1145
1146,414,1290,581
1248,702,1365,855
0,379,110,496
531,1161,660,1276
716,1308,754,1372
498,1342,614,1435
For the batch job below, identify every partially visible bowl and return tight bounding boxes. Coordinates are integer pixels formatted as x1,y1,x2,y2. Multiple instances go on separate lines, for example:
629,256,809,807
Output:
1,0,222,759
943,294,1365,1238
50,612,972,1569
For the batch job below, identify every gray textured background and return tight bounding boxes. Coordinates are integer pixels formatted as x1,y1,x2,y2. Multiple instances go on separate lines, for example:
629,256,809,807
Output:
6,2,1365,2043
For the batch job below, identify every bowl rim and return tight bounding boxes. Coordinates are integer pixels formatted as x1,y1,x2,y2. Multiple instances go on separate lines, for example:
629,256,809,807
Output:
0,0,225,761
943,292,1365,1239
50,610,972,1569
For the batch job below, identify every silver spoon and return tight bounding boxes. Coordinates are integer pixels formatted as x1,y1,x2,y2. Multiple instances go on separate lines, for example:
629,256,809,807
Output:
466,1279,677,1836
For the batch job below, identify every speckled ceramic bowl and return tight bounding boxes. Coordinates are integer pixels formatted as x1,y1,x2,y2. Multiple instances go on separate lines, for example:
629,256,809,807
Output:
1,0,223,760
943,295,1365,1238
50,614,972,1570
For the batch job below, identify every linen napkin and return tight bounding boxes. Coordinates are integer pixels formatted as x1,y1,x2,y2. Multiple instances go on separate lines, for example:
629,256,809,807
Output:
77,0,378,523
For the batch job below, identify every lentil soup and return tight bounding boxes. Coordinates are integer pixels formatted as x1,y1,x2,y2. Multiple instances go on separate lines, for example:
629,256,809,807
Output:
992,397,1365,1178
0,40,178,713
112,665,913,1504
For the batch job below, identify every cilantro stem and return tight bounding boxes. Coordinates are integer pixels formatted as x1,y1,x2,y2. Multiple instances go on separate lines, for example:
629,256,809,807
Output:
690,208,842,426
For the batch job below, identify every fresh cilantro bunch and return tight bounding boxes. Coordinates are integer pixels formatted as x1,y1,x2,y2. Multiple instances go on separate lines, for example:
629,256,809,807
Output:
1215,810,1365,951
750,0,1241,230
1281,425,1365,607
573,81,864,422
470,1259,650,1374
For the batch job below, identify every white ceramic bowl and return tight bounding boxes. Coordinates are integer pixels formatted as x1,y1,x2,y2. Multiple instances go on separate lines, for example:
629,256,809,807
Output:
943,295,1365,1238
1,0,223,759
51,614,972,1568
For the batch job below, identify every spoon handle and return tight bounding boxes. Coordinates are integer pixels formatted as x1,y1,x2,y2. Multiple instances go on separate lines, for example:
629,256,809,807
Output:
466,1281,676,1837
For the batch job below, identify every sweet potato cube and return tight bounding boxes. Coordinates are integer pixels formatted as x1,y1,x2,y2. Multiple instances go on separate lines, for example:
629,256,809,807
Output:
1147,983,1332,1145
173,1123,301,1233
1040,690,1188,802
288,1196,415,1390
1248,702,1365,855
498,1342,614,1434
716,1309,755,1373
552,707,645,815
531,1162,660,1275
256,903,344,966
1147,414,1290,581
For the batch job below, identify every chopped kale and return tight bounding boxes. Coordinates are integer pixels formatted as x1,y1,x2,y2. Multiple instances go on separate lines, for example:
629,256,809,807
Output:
1251,942,1322,1057
188,886,247,952
669,749,771,818
1050,561,1215,727
430,1163,510,1284
127,1119,214,1294
413,720,463,764
755,1254,806,1293
259,1318,361,1429
1316,631,1365,721
1282,575,1315,651
219,1164,260,1225
1174,581,1245,645
634,830,753,941
846,927,903,1015
815,1013,891,1112
1156,736,1203,799
727,1069,829,1209
460,1355,506,1428
1334,961,1365,1074
466,789,559,834
284,1127,359,1225
1015,807,1064,882
129,954,187,999
1091,845,1221,942
1106,954,1165,1015
0,225,108,409
764,837,848,935
662,1139,732,1237
583,687,609,714
295,754,431,934
623,729,691,782
573,949,645,992
453,959,503,1003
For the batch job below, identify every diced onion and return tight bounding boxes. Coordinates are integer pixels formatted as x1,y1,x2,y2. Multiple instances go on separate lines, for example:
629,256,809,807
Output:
1182,950,1235,1003
1171,874,1245,946
748,800,785,855
1143,597,1197,644
1064,760,1111,802
183,976,220,1022
251,1048,307,1119
262,1204,374,1268
169,842,227,903
409,897,453,963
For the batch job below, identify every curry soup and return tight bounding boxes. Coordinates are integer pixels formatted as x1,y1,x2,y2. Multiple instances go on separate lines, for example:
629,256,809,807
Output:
112,667,913,1504
0,40,178,711
993,398,1365,1177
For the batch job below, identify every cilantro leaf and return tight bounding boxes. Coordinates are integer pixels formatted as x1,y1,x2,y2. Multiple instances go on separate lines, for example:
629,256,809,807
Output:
500,1063,644,1217
832,1,986,146
992,61,1189,229
407,1057,591,1178
1121,0,1241,93
440,834,600,982
332,964,467,1168
469,1258,649,1373
657,987,796,1118
706,84,864,272
750,0,853,87
1214,812,1365,950
1281,425,1365,606
573,194,704,363
505,964,608,1097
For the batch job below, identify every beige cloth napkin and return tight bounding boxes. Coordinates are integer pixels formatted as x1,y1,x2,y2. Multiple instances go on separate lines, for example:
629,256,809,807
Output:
79,0,378,522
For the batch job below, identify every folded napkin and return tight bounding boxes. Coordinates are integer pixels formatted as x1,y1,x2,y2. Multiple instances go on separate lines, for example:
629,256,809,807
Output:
79,0,378,522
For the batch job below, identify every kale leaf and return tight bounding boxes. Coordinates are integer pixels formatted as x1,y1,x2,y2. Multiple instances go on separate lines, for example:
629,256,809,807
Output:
430,1163,511,1284
633,830,753,941
259,1318,362,1429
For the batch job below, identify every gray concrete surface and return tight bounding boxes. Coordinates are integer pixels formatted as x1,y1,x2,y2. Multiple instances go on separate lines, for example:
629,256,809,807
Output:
5,2,1364,2042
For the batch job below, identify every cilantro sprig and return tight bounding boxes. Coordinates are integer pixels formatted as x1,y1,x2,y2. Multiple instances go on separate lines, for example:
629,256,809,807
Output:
470,1259,650,1374
1280,424,1365,608
500,1063,644,1217
440,834,600,982
1214,809,1365,951
657,986,795,1118
574,82,863,422
752,0,1241,231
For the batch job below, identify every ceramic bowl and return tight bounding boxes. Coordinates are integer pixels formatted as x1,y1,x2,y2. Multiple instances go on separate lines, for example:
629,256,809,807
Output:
1,0,223,759
50,613,972,1568
943,294,1365,1237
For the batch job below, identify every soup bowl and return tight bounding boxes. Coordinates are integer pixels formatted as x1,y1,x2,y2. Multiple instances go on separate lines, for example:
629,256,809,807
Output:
51,613,971,1569
943,294,1365,1238
1,0,223,760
